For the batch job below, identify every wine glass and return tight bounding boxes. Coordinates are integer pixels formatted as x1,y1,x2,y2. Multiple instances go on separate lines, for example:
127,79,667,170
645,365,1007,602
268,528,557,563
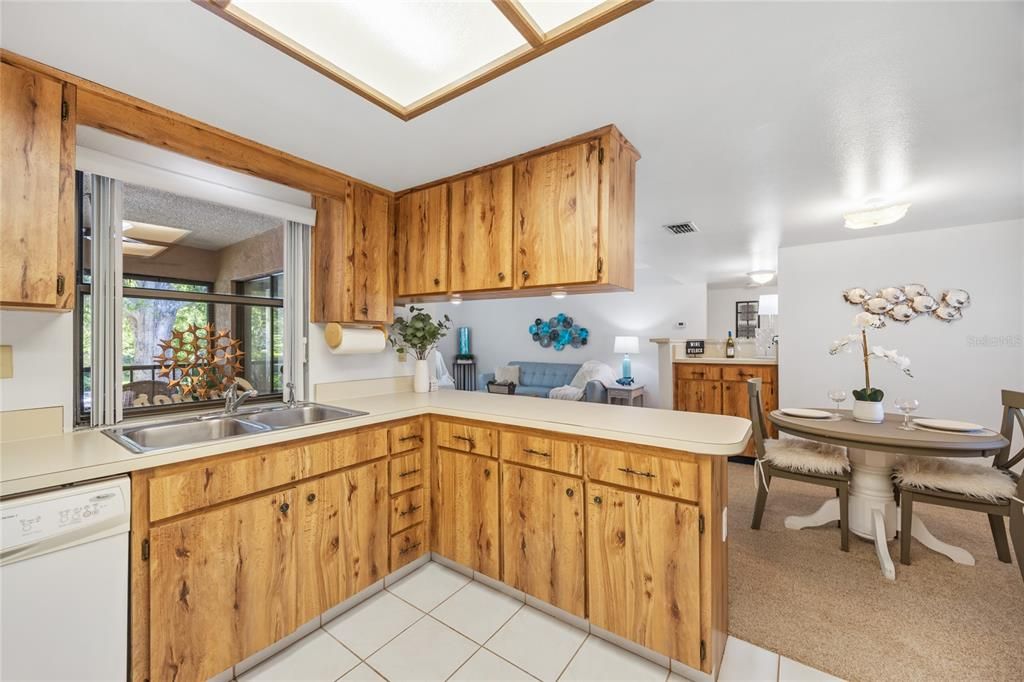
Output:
894,398,920,431
827,389,847,417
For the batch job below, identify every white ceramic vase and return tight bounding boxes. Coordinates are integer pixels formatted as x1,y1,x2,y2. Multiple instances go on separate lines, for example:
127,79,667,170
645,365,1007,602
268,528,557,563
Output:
852,399,884,424
413,359,430,394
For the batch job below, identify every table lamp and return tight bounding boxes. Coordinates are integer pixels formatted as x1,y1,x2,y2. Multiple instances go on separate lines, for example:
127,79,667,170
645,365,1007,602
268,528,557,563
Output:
613,336,640,386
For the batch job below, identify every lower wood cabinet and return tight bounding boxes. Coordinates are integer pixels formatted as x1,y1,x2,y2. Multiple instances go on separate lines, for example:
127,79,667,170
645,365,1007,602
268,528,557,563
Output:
337,461,389,599
501,463,585,616
586,482,703,668
431,448,499,579
149,488,298,681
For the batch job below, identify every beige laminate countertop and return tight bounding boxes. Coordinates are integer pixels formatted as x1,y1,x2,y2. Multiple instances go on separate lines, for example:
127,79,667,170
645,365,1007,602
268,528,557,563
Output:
673,357,778,365
0,390,751,497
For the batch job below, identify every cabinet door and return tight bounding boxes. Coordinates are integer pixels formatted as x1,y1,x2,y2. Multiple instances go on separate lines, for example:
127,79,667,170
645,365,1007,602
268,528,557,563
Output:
720,381,750,420
149,489,297,681
502,464,585,616
432,449,499,578
514,140,600,288
296,474,341,624
449,164,513,292
1,63,66,308
352,185,392,322
338,460,389,598
587,483,702,667
398,184,448,296
677,379,722,414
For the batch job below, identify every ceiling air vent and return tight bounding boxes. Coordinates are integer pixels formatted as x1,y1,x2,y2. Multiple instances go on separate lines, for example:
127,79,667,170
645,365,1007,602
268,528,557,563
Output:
664,222,698,235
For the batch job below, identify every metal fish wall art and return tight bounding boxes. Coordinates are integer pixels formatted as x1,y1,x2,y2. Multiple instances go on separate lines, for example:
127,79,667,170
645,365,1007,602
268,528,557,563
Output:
841,285,969,323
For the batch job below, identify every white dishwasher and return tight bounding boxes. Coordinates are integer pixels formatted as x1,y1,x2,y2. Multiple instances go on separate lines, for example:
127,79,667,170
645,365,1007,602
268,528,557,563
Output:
1,476,130,681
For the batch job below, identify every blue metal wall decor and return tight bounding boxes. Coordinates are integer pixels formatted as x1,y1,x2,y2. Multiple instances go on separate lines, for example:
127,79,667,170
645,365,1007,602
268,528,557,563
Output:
528,313,589,351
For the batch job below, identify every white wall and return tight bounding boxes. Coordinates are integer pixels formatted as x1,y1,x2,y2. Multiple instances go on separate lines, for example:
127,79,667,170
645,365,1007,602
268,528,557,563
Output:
706,284,777,340
779,219,1024,433
427,281,708,409
307,319,413,387
0,311,75,430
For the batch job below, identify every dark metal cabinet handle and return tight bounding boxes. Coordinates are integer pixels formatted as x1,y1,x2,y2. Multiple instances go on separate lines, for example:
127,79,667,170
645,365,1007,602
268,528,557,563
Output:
566,488,574,498
522,270,530,282
453,435,476,450
484,468,491,478
618,466,656,479
399,434,423,442
498,272,506,281
306,493,317,503
433,277,441,286
279,502,290,513
593,495,602,505
399,541,422,555
523,448,550,458
360,304,369,315
56,274,65,297
399,504,422,517
398,468,422,478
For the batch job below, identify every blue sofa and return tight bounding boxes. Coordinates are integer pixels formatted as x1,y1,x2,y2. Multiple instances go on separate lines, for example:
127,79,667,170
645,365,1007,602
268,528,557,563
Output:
478,361,608,403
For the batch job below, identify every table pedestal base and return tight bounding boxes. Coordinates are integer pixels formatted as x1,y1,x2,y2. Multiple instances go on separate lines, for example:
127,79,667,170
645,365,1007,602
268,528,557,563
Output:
783,448,975,580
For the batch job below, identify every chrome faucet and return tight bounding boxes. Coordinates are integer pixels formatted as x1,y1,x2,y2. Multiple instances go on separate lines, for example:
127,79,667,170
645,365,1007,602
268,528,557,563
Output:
223,383,258,414
285,382,298,408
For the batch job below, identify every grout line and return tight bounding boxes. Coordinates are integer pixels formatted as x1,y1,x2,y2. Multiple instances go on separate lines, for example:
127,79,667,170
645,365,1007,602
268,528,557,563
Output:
424,576,476,615
444,644,483,681
554,633,590,681
480,602,525,647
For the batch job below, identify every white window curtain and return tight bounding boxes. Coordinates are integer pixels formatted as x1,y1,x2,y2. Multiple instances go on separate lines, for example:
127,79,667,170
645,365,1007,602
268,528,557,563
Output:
283,221,310,402
90,175,124,426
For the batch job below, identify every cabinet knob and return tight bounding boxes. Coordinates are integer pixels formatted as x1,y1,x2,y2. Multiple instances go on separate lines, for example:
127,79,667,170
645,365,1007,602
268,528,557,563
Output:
361,305,369,315
484,468,491,478
566,488,574,498
279,502,290,513
434,277,441,286
498,272,506,281
306,493,317,503
521,270,530,282
593,495,602,505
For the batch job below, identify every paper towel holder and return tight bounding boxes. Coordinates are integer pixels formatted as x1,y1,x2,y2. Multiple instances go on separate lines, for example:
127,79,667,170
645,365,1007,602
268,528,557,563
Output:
324,322,388,350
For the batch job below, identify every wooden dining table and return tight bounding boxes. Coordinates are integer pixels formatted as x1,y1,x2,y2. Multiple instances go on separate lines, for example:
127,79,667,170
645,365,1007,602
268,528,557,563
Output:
768,409,1009,580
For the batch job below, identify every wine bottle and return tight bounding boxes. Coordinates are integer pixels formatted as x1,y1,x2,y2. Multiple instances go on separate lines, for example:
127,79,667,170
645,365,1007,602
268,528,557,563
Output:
726,330,736,358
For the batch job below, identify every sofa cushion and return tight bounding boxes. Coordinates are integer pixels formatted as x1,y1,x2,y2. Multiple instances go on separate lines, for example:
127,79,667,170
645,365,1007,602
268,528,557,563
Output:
510,361,581,388
515,385,552,398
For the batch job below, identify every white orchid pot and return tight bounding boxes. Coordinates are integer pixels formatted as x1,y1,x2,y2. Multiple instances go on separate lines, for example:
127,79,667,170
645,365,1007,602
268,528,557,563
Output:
853,400,884,424
413,359,430,394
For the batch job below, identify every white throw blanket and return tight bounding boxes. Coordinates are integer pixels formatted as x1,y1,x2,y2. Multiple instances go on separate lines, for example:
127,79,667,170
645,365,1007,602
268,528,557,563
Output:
548,361,616,401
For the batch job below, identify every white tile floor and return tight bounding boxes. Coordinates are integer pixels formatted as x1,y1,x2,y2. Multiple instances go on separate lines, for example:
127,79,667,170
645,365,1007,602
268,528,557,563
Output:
235,560,844,682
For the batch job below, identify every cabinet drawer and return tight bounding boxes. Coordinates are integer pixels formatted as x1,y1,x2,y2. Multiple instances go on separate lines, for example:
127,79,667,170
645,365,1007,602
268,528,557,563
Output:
721,365,774,383
389,421,425,454
390,489,425,533
500,431,582,476
390,451,424,494
391,523,426,571
586,445,700,502
298,429,388,479
675,364,721,381
434,420,496,457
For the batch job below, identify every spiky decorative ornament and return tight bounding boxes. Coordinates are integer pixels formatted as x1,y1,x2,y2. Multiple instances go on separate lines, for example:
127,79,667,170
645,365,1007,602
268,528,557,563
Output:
153,323,244,399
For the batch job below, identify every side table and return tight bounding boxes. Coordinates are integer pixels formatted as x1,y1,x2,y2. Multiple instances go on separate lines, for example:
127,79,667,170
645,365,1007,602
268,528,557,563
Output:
606,384,645,407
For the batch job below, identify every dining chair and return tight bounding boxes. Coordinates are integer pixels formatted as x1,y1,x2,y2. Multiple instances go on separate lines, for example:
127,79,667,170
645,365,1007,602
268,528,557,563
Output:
1011,475,1023,583
748,378,852,551
893,389,1022,566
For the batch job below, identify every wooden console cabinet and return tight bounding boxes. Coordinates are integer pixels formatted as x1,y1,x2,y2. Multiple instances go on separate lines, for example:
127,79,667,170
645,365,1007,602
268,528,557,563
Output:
675,362,778,446
130,415,728,681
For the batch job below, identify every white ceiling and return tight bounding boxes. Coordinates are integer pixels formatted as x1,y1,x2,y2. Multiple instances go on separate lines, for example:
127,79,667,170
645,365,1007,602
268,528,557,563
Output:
3,1,1021,286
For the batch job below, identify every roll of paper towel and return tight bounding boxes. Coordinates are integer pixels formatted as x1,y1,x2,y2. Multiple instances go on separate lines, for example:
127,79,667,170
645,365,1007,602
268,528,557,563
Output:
324,323,387,354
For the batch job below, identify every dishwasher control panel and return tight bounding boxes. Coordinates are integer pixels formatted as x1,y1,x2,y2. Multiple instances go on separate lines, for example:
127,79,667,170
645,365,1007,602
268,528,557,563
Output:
1,482,128,550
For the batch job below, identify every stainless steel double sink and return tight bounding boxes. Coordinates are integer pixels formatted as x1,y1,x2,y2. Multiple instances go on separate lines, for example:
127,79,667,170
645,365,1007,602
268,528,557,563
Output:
102,403,368,454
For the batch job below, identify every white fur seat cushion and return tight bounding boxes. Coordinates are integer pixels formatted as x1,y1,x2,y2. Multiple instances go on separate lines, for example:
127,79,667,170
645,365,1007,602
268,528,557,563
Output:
893,458,1017,502
763,437,850,476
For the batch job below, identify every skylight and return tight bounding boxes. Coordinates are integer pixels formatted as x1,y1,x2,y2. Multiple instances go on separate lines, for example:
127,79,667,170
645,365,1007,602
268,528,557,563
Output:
196,0,651,120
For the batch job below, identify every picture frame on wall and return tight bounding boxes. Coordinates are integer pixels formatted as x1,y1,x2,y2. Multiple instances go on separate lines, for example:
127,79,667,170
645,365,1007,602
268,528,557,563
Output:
736,300,759,339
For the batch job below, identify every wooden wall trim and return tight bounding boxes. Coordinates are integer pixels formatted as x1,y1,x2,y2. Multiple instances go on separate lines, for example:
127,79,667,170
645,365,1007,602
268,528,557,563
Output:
0,49,391,199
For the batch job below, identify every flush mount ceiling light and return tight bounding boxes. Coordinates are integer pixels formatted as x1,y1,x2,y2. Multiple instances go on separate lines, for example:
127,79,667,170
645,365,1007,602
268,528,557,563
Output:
747,270,776,285
194,0,651,120
550,290,568,300
843,203,911,230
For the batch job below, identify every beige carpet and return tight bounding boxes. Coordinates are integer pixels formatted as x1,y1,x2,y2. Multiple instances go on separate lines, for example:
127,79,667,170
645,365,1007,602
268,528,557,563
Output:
726,462,1024,682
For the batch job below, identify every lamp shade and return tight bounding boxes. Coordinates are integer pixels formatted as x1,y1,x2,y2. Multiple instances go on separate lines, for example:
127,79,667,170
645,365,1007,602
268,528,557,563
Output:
758,294,779,316
613,336,640,354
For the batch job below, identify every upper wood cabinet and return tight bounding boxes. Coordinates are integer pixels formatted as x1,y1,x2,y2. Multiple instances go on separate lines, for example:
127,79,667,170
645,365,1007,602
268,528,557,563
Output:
397,184,449,296
514,139,601,288
311,185,393,325
431,447,499,579
449,164,514,292
1,62,76,310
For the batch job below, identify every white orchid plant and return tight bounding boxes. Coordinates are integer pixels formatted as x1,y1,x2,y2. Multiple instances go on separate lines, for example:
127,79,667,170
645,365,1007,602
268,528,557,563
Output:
829,312,913,402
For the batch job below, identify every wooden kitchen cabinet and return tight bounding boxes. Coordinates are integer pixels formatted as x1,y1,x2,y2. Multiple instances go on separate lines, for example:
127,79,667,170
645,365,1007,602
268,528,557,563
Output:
149,488,298,681
431,448,500,579
586,482,703,668
311,186,393,324
501,463,585,616
449,164,514,292
337,461,389,598
1,62,76,310
397,184,449,296
674,362,778,443
677,378,722,415
296,474,342,624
